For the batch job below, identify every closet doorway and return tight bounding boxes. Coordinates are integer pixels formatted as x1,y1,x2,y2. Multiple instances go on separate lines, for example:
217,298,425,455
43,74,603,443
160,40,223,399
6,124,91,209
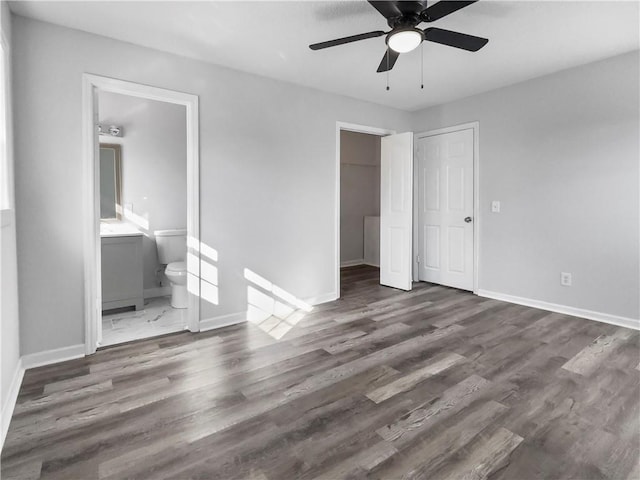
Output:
335,122,394,297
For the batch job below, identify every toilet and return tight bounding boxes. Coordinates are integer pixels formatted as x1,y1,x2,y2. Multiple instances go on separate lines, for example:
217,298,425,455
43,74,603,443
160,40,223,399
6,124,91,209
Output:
154,229,188,309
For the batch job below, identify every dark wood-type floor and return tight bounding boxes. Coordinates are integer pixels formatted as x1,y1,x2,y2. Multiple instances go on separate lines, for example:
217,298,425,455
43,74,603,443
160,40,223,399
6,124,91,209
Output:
2,266,639,479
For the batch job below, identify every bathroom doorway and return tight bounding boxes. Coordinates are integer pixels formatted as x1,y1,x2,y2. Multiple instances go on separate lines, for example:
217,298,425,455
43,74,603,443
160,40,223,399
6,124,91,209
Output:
98,91,188,346
82,75,200,353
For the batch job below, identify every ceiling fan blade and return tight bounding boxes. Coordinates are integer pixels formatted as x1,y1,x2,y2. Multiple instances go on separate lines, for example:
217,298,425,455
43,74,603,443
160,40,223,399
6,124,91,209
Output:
422,0,478,22
368,1,403,19
377,48,400,73
424,27,488,51
309,30,385,50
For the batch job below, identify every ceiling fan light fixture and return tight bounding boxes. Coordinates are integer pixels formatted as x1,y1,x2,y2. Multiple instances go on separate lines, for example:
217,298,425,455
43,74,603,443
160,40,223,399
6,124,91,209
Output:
387,29,423,53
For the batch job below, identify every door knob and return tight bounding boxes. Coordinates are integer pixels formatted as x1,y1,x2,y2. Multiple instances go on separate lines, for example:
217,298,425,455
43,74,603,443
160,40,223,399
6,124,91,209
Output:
464,217,472,223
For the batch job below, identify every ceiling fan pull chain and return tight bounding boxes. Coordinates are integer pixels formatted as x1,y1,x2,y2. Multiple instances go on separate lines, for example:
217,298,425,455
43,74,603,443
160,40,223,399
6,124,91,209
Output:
386,51,390,91
421,42,424,89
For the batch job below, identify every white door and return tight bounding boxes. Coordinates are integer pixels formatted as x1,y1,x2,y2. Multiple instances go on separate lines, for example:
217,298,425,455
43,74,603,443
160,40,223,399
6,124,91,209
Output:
380,132,413,291
417,128,474,290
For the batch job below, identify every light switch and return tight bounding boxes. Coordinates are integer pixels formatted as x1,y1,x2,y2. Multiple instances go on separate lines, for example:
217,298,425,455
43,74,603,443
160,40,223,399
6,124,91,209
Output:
491,201,501,213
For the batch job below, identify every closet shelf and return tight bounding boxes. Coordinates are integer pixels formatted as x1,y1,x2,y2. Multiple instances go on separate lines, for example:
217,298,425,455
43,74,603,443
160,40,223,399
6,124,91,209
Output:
341,162,378,167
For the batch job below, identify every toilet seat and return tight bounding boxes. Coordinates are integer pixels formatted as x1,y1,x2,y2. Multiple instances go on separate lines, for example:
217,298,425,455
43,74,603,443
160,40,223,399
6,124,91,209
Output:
166,261,186,275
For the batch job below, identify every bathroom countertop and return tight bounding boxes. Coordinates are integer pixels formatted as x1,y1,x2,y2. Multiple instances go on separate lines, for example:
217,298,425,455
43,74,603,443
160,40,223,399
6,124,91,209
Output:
100,222,144,238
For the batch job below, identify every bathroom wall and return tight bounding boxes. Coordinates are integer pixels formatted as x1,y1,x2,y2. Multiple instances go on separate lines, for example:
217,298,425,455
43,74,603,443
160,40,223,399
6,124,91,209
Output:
0,0,21,448
98,91,187,294
12,15,412,355
412,51,640,322
340,130,380,265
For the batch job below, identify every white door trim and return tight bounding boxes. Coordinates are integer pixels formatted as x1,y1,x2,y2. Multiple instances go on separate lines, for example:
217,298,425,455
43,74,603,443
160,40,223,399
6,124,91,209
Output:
414,121,479,293
82,73,200,355
334,122,396,299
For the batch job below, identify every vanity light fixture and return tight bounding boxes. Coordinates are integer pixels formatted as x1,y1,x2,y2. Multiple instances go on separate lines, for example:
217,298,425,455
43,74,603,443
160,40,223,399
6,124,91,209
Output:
98,124,123,137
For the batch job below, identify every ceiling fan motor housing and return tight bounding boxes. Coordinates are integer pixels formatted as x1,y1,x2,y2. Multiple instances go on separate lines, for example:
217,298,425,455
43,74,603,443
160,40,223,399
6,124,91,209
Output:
387,13,421,30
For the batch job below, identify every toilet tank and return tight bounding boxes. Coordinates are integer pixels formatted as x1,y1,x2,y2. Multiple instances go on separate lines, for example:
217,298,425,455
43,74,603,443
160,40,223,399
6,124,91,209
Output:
154,229,187,264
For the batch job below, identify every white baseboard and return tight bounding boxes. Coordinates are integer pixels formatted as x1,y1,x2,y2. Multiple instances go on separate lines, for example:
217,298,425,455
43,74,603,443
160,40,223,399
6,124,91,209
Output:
1,208,13,228
477,290,640,331
21,344,86,370
199,312,246,332
305,292,338,306
198,291,340,333
1,358,24,451
340,260,379,268
144,286,171,299
340,259,364,267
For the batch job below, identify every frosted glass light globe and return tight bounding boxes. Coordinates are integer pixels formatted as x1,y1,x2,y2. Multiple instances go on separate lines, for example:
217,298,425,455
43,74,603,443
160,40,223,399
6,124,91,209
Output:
388,30,423,53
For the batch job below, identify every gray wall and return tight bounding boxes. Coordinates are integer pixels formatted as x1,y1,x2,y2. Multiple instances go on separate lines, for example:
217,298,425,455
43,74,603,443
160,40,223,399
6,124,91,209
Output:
98,91,187,292
0,0,20,441
12,16,411,355
340,131,380,264
10,14,638,359
412,51,640,321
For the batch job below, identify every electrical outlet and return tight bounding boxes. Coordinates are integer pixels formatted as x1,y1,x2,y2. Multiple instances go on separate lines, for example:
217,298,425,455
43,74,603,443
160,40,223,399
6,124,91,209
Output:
560,272,572,286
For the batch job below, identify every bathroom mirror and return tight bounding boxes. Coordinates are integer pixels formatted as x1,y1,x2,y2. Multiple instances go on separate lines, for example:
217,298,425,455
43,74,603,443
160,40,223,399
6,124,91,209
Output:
99,144,122,220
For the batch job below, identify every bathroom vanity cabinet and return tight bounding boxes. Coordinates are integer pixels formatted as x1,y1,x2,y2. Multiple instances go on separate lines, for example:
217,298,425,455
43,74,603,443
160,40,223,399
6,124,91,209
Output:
101,232,144,312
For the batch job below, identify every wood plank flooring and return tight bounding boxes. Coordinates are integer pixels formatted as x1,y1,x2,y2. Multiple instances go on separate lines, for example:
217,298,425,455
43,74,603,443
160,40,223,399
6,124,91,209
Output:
2,265,639,479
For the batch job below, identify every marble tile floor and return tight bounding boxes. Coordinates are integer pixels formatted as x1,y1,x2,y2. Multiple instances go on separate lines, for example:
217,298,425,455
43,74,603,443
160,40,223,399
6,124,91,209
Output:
101,296,186,346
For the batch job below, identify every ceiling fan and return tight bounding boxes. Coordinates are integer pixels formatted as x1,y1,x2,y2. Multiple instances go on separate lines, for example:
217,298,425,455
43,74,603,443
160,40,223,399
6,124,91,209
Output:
309,1,488,73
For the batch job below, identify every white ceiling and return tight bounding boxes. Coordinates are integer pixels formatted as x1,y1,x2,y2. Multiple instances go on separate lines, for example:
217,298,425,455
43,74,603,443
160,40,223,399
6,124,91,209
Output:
9,1,640,111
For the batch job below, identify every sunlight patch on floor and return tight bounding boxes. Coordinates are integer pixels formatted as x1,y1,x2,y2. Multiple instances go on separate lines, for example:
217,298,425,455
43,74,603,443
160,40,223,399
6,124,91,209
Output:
245,268,313,340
